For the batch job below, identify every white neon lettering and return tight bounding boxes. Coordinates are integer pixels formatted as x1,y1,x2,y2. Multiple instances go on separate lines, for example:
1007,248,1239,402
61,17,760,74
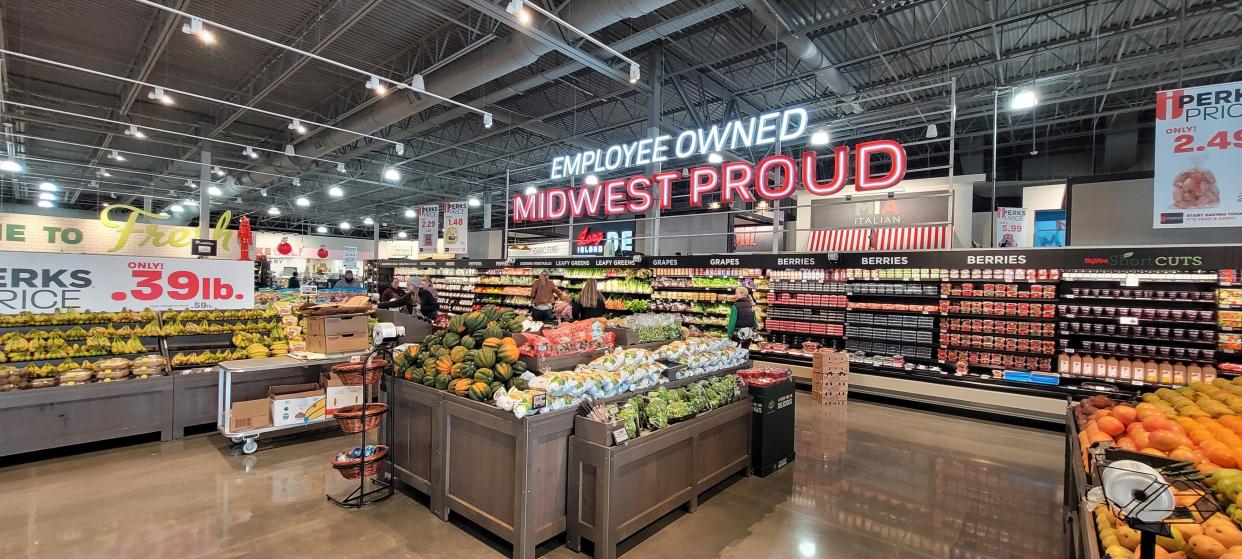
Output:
695,123,729,156
634,138,653,166
652,135,671,162
551,157,565,180
604,145,624,170
675,130,697,158
779,108,808,142
755,112,780,144
729,117,757,150
580,150,597,174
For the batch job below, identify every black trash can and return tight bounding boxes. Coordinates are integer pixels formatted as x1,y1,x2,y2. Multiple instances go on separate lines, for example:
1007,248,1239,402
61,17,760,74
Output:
747,378,795,476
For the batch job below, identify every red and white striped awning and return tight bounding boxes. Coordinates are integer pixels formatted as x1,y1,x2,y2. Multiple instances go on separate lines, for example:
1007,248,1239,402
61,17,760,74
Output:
806,229,872,252
873,225,951,250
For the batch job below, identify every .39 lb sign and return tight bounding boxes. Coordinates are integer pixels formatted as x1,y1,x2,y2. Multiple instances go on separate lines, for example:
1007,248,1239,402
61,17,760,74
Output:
0,251,254,313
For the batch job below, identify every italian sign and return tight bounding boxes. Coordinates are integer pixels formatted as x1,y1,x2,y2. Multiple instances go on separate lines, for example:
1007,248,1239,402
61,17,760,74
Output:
0,251,255,313
418,205,440,252
994,207,1030,247
1153,80,1242,228
443,201,468,254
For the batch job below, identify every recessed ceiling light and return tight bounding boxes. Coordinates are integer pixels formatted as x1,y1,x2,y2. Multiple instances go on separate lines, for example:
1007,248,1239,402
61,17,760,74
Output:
295,196,310,207
38,182,58,192
328,186,344,197
404,208,416,218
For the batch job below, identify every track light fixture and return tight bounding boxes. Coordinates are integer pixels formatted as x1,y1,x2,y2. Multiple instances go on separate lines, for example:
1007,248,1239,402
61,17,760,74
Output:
284,144,296,157
243,146,258,159
365,74,388,95
124,124,146,138
629,63,640,84
288,119,307,134
925,124,939,139
337,162,347,173
147,87,174,105
260,188,268,197
394,144,405,157
290,178,300,187
212,166,225,176
98,168,112,178
411,74,425,90
181,16,214,44
108,150,125,161
483,113,493,129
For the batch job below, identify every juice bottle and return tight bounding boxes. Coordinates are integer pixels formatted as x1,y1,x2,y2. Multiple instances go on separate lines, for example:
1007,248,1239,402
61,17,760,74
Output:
1105,357,1119,380
1070,354,1083,377
1158,361,1174,385
1173,363,1187,386
1144,360,1159,383
1081,355,1095,378
1058,353,1071,375
1204,364,1217,383
1188,363,1203,384
1118,358,1133,382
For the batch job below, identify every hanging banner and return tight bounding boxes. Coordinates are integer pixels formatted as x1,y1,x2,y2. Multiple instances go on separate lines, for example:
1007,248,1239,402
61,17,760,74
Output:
1153,80,1242,228
418,205,440,252
0,251,254,313
442,201,468,254
994,207,1030,247
0,204,238,258
342,246,358,267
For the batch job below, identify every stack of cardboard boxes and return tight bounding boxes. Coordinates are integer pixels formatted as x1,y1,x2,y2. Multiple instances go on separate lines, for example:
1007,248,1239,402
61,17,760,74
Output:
810,350,849,405
306,315,370,354
227,371,364,433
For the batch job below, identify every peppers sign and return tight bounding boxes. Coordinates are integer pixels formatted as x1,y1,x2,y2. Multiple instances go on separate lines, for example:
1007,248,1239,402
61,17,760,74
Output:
0,251,254,313
515,106,907,223
1154,80,1242,228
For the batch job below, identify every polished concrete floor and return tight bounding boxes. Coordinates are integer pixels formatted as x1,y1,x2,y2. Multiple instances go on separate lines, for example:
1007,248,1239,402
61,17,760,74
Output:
0,394,1064,558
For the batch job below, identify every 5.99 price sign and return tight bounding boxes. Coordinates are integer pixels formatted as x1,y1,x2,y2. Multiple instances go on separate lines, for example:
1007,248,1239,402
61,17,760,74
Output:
0,251,253,313
1154,80,1242,228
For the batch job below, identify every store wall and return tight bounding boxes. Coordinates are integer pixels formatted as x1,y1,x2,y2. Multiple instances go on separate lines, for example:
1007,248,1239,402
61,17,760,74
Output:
1069,177,1242,245
1020,183,1066,240
656,212,730,255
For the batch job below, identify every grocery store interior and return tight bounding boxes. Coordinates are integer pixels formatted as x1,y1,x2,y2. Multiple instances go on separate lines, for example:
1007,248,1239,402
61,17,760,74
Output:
0,1,1240,558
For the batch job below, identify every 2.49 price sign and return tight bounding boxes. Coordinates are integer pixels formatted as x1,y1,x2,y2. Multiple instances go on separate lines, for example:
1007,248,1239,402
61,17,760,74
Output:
1154,80,1242,228
0,251,253,313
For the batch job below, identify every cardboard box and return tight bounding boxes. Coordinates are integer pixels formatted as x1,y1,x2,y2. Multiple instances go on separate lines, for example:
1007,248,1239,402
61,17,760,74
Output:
813,350,849,374
306,315,370,354
320,372,363,417
229,398,271,433
269,383,326,426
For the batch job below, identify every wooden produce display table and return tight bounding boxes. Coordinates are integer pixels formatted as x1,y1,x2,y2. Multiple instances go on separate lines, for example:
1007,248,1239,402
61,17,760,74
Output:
565,397,753,559
0,375,175,457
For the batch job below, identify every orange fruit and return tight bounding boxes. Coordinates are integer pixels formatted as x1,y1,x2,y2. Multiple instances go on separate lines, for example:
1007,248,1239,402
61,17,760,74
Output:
1111,405,1139,425
1128,422,1147,436
1132,430,1152,450
1150,430,1183,453
1169,447,1200,463
1143,415,1175,432
1098,416,1126,437
1206,446,1238,468
1136,403,1164,419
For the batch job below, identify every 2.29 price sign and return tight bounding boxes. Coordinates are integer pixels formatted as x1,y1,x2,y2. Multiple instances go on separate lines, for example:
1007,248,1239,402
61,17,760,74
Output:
0,251,253,313
1154,80,1242,228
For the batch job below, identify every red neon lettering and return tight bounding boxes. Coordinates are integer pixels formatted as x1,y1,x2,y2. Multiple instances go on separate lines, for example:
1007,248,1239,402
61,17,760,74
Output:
721,161,755,204
575,226,605,247
689,166,720,206
754,155,797,200
855,140,906,191
603,179,628,215
513,193,538,222
626,176,654,213
653,171,680,210
801,148,848,196
546,189,569,220
567,185,604,218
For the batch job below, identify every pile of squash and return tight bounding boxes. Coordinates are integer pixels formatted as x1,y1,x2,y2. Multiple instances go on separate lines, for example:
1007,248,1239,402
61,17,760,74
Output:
393,305,526,402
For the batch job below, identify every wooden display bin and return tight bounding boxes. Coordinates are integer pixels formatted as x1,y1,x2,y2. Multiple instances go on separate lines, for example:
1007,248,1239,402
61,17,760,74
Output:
0,376,175,457
566,397,753,559
384,377,444,507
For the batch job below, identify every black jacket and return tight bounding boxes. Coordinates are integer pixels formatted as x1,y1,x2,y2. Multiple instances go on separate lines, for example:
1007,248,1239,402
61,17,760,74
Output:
572,296,606,320
416,288,439,320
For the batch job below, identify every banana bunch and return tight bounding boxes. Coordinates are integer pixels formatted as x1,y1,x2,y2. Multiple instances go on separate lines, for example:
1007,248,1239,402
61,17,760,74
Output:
109,336,146,354
269,341,289,356
244,343,270,359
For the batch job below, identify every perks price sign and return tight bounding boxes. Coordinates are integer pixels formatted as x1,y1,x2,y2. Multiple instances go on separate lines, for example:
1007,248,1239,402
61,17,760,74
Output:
0,252,254,313
418,205,440,252
571,221,634,256
1154,80,1242,228
994,207,1029,247
443,201,468,254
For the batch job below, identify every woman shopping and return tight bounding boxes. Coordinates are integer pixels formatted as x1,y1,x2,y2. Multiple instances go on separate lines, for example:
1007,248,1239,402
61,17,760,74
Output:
572,279,607,320
529,272,562,322
415,275,440,321
726,286,757,345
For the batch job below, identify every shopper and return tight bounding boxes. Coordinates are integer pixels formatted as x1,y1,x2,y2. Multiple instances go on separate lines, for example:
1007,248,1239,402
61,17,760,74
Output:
380,278,406,303
415,276,440,320
554,292,574,322
334,270,360,289
573,279,607,320
529,272,561,322
287,270,301,289
727,286,757,344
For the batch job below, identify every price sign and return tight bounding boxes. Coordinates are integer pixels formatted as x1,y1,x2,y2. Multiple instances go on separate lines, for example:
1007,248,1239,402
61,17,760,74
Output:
0,251,253,313
1154,80,1242,228
418,205,440,253
993,207,1029,247
611,428,630,445
442,201,468,254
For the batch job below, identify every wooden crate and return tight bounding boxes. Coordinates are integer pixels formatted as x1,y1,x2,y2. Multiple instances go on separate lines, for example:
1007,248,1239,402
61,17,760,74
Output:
439,396,577,559
384,378,444,512
566,397,753,559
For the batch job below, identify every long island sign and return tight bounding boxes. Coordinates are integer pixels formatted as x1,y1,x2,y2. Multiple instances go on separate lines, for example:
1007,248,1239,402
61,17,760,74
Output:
513,107,907,222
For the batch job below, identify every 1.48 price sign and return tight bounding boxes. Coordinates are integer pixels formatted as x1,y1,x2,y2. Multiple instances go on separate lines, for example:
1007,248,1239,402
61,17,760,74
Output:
1154,80,1242,228
0,251,253,313
443,201,468,254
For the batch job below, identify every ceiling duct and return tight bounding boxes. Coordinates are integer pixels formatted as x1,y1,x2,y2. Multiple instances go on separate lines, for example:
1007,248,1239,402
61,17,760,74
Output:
747,0,864,114
231,0,677,193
